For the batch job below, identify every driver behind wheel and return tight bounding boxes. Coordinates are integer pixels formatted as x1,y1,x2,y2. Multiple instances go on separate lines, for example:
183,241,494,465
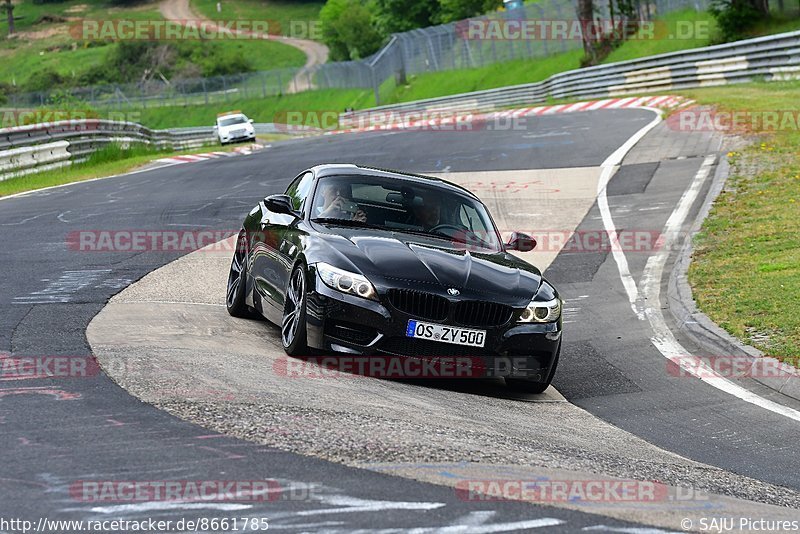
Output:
412,190,443,230
317,182,367,222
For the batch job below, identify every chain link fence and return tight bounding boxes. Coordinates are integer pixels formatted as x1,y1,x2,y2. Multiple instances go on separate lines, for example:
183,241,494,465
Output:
7,0,710,110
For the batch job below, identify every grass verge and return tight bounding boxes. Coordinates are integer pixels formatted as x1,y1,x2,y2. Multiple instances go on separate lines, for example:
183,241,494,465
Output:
0,0,307,91
132,88,373,128
677,81,800,362
191,0,324,39
377,50,585,105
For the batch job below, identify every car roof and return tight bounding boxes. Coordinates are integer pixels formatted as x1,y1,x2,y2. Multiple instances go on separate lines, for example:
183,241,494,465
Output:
310,164,479,200
217,114,245,120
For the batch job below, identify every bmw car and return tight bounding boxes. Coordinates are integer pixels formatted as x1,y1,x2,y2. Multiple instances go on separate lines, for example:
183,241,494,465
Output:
226,164,562,392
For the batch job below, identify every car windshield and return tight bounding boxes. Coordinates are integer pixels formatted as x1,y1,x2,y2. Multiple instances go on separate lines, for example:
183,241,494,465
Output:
310,174,502,252
218,116,247,127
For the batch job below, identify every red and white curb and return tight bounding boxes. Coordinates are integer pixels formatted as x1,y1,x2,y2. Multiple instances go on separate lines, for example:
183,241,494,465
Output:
154,144,264,165
328,95,694,135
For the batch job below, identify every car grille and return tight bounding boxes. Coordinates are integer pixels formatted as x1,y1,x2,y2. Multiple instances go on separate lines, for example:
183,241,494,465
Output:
387,289,448,321
453,301,513,327
386,289,512,327
231,128,246,136
380,336,497,359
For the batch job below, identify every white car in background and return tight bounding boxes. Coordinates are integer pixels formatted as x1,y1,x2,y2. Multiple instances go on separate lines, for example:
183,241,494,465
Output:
215,112,256,145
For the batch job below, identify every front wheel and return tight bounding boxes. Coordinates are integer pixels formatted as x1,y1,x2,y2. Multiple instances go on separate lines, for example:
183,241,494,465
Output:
226,230,257,318
281,265,308,356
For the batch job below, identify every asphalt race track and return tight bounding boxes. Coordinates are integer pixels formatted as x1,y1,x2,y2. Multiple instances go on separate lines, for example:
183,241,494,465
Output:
2,108,800,532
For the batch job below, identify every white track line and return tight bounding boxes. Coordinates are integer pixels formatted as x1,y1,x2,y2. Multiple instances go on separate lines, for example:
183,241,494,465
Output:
639,155,800,423
599,116,800,423
597,107,662,318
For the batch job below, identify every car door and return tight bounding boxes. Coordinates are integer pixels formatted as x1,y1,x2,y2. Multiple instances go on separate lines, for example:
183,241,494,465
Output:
252,171,314,317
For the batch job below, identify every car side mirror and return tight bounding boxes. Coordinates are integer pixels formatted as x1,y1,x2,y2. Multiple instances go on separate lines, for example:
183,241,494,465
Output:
505,231,536,252
249,119,254,123
265,194,299,218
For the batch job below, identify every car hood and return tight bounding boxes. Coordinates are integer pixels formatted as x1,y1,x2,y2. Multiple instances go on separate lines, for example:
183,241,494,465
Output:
314,229,542,306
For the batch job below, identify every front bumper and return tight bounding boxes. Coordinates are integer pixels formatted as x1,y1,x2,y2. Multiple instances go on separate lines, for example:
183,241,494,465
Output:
220,131,256,143
305,272,561,380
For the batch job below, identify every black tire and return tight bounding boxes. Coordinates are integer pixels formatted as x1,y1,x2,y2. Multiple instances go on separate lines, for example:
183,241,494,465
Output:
505,349,560,394
281,265,308,356
226,230,257,318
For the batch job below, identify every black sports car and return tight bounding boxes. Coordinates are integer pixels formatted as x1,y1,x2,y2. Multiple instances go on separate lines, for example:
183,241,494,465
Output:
226,164,562,392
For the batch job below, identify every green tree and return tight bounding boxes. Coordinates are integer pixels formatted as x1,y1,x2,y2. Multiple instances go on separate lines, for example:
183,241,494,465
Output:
25,68,66,92
710,0,769,41
320,0,384,60
437,0,501,24
373,0,439,33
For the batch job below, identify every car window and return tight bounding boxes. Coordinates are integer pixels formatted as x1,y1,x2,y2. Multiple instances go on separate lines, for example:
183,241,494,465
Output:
351,184,389,203
285,172,314,211
310,174,501,252
218,116,247,127
459,204,490,234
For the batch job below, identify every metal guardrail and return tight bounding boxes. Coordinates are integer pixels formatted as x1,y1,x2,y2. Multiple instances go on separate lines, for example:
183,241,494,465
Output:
340,29,800,126
0,141,72,179
0,120,315,181
0,120,217,182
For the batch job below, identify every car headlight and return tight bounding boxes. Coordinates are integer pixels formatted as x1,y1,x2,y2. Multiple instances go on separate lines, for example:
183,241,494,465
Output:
518,298,561,323
316,262,377,301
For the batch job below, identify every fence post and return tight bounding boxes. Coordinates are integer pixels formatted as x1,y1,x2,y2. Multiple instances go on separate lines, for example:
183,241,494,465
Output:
372,66,380,106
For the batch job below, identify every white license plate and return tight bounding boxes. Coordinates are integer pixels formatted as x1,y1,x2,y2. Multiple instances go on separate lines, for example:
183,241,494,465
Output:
406,320,486,347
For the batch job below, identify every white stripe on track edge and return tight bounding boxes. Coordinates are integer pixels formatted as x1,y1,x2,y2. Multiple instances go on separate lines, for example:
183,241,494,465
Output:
597,107,663,319
600,114,800,423
640,155,800,423
606,97,638,109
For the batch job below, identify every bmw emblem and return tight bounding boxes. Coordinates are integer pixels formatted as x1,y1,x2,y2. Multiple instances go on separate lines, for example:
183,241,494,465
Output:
448,288,460,296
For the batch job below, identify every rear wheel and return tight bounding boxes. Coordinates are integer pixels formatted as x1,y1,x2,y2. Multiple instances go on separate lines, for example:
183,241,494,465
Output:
281,265,308,356
226,230,257,318
505,349,560,394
